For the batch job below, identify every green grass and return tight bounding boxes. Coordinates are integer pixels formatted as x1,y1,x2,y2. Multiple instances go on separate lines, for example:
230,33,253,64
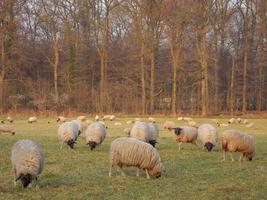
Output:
0,117,266,200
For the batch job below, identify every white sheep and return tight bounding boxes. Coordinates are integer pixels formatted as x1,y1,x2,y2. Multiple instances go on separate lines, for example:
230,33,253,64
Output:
0,124,15,135
187,120,198,128
163,121,176,130
126,120,134,124
109,137,165,179
56,116,66,123
170,126,198,151
85,122,107,150
110,115,116,121
217,123,229,127
183,117,193,122
236,118,242,123
246,123,254,128
95,115,100,121
177,117,184,121
228,118,235,124
123,127,131,136
57,121,80,149
7,116,14,123
148,117,156,123
114,122,122,126
198,124,218,152
103,115,111,121
11,140,45,188
221,129,255,161
243,119,249,125
77,115,87,121
28,116,37,123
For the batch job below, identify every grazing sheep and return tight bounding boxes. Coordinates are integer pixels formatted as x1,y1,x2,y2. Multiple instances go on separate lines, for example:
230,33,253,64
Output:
246,123,254,128
109,137,165,179
95,115,100,121
211,119,219,124
56,116,66,123
146,122,159,147
183,117,193,122
148,117,156,123
110,115,116,121
170,126,198,151
103,115,111,121
217,122,229,127
236,118,242,123
85,122,107,150
77,116,87,121
188,120,198,128
28,116,37,123
228,118,235,124
243,119,249,125
126,120,134,124
7,116,14,123
57,121,80,149
123,127,131,136
11,140,45,188
0,124,15,135
221,129,255,161
163,121,176,130
198,124,218,152
114,122,122,126
177,117,184,121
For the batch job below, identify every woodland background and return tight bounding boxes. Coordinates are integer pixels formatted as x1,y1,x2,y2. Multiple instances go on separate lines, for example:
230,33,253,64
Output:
0,0,266,115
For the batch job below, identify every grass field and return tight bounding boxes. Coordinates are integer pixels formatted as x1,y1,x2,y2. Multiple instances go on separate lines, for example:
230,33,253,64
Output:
0,116,266,200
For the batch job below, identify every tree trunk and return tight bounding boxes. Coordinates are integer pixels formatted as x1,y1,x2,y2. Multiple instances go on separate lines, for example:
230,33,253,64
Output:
150,51,155,114
0,37,5,113
52,34,59,104
242,36,248,113
140,41,146,114
229,58,235,115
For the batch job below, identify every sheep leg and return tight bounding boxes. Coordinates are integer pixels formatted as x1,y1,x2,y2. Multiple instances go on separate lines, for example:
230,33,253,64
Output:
145,169,150,179
239,154,243,162
118,166,125,177
136,168,139,177
60,142,64,149
178,143,182,152
13,168,17,186
230,153,235,162
109,165,112,177
222,150,226,161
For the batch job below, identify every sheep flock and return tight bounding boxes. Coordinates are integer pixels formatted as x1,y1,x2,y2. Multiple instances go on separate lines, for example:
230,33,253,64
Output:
0,114,261,190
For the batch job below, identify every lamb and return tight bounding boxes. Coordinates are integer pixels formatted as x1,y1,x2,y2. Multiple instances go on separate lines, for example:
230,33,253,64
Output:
163,121,176,130
123,127,131,136
85,122,107,150
221,129,255,161
170,126,198,151
7,116,14,123
11,140,45,188
0,124,15,135
198,124,218,152
109,137,165,179
56,116,66,123
148,117,156,123
246,123,254,128
57,121,81,149
130,121,158,147
228,118,235,124
28,116,37,123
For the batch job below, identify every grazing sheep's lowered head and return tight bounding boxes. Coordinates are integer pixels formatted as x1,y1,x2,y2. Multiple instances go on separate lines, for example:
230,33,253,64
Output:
204,142,214,152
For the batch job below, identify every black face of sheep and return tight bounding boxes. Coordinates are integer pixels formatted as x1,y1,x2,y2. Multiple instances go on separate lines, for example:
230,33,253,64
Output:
204,142,214,152
88,141,97,150
67,140,75,149
18,174,32,188
148,140,157,147
174,127,183,135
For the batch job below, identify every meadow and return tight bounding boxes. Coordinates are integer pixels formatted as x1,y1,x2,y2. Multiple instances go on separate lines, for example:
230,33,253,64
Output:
0,116,266,200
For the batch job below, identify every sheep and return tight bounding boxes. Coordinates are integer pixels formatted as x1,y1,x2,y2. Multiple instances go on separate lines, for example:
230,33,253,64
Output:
109,137,165,179
130,121,158,147
148,117,156,123
123,127,131,136
211,119,219,124
57,121,80,149
77,116,87,121
0,124,15,135
163,121,176,130
28,116,37,123
85,122,107,150
146,122,159,147
217,122,229,127
110,115,116,121
243,119,249,125
183,117,193,122
187,120,198,128
114,122,122,126
56,116,66,123
236,118,242,123
170,126,198,151
7,116,14,123
221,129,255,162
103,115,111,121
228,118,235,124
95,115,100,121
126,120,134,124
198,124,218,152
177,117,184,121
11,139,44,188
246,123,254,128
134,118,141,122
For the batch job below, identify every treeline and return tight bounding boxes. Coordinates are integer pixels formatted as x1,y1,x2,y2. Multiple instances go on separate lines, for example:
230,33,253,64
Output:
0,0,266,115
